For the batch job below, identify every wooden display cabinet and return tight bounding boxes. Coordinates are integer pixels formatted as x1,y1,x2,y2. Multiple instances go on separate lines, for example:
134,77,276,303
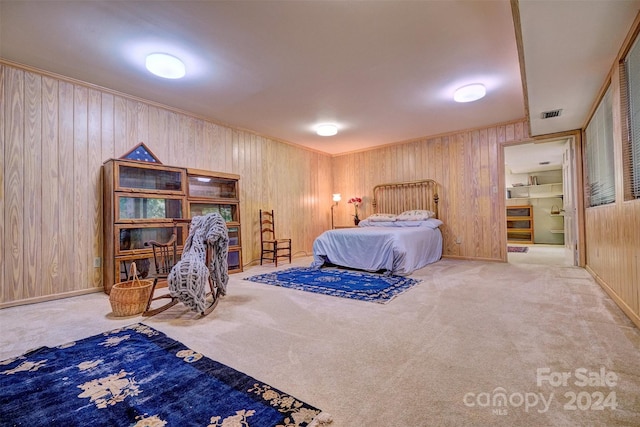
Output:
103,159,187,294
103,151,244,293
506,205,534,244
187,169,243,273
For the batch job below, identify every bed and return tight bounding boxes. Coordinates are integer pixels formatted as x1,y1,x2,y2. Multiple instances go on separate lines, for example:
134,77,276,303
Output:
310,179,443,275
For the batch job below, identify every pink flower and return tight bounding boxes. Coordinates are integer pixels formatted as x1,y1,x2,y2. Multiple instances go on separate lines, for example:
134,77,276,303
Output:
347,197,362,206
348,197,362,220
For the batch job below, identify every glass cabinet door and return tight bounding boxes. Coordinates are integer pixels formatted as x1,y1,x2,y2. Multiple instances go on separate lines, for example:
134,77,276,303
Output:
506,207,531,217
227,249,242,272
189,203,238,222
188,176,238,199
116,195,184,221
117,164,184,193
116,224,187,255
507,220,532,229
227,226,240,247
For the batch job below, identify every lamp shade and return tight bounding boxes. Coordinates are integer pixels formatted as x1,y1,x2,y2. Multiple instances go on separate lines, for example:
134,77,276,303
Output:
332,193,341,202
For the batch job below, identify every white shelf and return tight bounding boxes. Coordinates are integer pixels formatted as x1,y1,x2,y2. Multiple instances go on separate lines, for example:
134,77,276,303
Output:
507,183,563,200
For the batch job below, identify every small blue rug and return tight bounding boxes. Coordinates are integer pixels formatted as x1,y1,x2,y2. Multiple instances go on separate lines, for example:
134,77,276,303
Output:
244,267,421,304
0,324,324,427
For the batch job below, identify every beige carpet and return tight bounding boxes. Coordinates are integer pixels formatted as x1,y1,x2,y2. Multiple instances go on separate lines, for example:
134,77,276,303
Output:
1,256,639,426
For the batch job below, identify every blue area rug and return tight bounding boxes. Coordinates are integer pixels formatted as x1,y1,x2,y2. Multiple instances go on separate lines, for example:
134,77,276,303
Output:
244,267,421,304
0,324,324,427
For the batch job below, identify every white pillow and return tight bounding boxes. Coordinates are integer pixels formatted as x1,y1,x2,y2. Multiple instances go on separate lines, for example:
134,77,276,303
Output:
359,218,443,228
396,209,435,221
367,213,397,222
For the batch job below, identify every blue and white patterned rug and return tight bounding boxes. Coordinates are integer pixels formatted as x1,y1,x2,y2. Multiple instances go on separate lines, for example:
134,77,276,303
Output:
0,324,326,427
244,267,421,304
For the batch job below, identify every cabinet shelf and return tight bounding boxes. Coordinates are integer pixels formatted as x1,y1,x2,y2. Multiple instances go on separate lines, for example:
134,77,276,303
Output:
506,205,533,244
507,183,563,200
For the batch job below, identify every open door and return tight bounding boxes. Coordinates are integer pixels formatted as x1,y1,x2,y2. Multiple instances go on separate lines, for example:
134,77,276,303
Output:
562,137,579,266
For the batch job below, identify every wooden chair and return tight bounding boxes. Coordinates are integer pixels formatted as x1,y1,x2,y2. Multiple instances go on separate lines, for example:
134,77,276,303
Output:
142,220,221,317
260,209,291,267
142,227,180,317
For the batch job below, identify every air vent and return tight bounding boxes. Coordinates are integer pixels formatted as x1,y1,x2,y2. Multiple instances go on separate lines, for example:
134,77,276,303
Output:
541,109,562,119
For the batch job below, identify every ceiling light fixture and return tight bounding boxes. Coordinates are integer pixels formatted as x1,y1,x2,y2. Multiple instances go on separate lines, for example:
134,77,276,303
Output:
453,83,486,103
145,53,186,79
315,124,338,136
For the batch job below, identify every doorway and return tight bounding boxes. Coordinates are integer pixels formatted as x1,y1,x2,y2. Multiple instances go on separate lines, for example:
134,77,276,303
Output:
503,136,579,267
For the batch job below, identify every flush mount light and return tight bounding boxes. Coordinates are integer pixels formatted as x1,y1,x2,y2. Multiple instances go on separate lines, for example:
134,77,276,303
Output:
145,53,186,79
315,123,338,136
453,83,486,103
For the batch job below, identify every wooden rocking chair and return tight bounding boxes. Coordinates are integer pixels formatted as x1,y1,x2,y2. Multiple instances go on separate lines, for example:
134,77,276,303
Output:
142,220,222,317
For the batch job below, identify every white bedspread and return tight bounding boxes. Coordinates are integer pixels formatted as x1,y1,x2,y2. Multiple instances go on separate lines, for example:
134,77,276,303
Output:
310,226,442,275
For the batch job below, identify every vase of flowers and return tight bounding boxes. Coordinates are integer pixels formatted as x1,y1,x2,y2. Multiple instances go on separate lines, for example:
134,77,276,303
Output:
348,197,362,225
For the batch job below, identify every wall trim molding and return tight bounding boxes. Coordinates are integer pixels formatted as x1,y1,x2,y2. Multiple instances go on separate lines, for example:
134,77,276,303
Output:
0,288,103,310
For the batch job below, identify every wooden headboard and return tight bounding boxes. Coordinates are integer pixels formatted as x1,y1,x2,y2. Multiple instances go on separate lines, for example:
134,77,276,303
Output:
372,179,440,219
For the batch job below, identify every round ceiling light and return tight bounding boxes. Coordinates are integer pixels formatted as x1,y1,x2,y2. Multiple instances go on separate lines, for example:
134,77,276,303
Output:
453,83,486,103
315,123,338,136
145,53,186,79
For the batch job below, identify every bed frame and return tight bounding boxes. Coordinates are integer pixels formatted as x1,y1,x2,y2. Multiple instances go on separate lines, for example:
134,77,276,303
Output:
371,179,440,219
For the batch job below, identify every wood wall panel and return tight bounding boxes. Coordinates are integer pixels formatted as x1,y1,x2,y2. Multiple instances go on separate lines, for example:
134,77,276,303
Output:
4,66,24,302
331,120,530,260
74,86,89,296
58,81,74,294
0,61,332,306
585,202,640,326
0,65,5,303
41,76,59,297
24,71,42,298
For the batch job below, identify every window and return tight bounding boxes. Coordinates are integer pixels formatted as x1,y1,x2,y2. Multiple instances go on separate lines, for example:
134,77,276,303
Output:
584,85,615,206
621,35,640,200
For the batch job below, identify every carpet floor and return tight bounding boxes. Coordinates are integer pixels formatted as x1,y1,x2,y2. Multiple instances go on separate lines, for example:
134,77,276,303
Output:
1,256,639,426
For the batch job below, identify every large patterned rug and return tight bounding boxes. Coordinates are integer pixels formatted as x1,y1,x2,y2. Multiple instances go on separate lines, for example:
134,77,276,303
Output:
244,267,421,304
0,324,327,427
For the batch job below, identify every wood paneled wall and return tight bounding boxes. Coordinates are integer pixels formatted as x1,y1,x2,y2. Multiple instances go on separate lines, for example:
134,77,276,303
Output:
582,14,640,328
331,120,530,260
585,204,640,327
0,62,331,306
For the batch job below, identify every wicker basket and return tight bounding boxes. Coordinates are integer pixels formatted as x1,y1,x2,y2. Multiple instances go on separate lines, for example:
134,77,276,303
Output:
109,262,153,317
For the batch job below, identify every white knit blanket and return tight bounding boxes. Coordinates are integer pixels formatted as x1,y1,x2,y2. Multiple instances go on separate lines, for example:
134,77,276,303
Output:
168,213,229,313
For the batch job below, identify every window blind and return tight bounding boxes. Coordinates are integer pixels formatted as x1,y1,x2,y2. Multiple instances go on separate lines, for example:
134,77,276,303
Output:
584,85,615,206
622,35,640,199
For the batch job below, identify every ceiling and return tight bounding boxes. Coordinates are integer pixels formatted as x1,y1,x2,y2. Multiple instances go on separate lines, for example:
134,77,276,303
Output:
504,138,568,174
1,1,639,158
